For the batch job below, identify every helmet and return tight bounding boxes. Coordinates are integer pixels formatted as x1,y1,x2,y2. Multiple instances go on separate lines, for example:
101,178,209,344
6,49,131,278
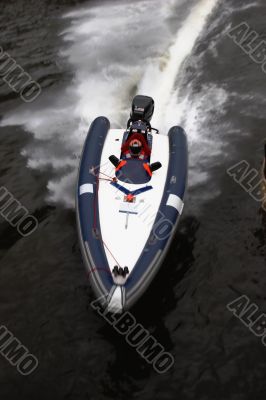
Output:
129,138,142,156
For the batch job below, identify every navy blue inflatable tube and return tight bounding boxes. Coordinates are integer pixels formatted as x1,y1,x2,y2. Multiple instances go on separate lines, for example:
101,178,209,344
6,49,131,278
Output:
76,117,113,305
124,126,188,309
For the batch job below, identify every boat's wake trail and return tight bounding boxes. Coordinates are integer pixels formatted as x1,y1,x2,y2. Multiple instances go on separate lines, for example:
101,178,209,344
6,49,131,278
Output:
138,0,218,130
0,0,222,208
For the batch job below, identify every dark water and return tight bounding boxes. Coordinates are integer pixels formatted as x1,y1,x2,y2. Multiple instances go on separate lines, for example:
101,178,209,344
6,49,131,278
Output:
0,0,266,399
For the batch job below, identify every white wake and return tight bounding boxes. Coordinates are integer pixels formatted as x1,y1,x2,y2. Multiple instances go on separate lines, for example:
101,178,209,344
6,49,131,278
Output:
138,0,218,130
0,0,221,208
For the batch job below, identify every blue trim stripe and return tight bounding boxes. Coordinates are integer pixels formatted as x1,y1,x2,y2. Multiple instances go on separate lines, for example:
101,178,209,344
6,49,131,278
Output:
110,181,153,196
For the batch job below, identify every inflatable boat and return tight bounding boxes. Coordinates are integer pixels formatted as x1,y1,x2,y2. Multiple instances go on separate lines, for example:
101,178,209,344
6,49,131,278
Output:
76,95,188,312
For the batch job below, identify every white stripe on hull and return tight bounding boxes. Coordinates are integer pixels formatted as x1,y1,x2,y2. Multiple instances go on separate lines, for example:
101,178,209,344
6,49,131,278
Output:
166,194,184,214
79,183,94,195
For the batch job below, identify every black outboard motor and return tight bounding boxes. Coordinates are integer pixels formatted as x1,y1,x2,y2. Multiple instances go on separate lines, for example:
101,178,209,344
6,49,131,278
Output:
127,95,154,128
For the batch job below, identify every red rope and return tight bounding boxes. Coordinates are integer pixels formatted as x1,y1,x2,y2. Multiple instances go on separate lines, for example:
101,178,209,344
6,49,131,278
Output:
86,267,112,278
98,177,113,182
99,171,114,180
102,239,122,268
92,173,121,269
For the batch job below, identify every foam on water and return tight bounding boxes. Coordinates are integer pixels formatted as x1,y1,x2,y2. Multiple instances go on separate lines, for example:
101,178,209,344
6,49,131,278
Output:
0,0,221,207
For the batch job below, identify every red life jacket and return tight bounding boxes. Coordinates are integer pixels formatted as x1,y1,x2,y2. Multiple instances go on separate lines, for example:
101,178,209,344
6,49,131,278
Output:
115,159,127,171
143,162,152,177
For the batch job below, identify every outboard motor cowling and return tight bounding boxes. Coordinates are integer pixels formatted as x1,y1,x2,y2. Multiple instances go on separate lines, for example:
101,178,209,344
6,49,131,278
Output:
130,95,154,124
